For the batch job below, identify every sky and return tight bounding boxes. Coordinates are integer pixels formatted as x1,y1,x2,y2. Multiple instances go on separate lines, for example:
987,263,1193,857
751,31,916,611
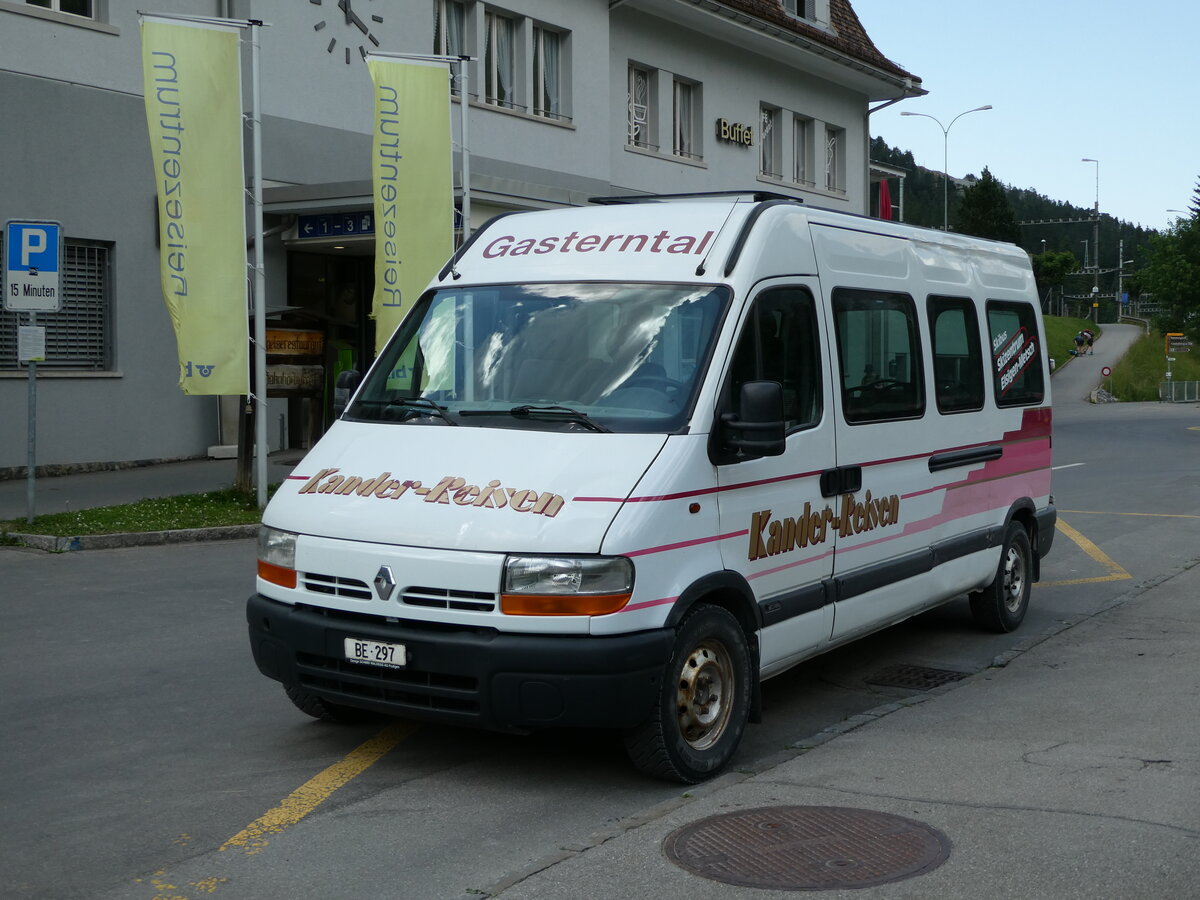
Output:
852,0,1198,232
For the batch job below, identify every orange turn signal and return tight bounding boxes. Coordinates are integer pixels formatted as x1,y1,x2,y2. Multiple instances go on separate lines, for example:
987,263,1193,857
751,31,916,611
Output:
500,592,631,616
258,560,297,589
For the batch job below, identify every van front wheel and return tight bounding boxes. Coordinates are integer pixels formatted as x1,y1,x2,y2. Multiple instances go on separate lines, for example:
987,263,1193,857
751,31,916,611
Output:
624,605,752,783
970,522,1032,633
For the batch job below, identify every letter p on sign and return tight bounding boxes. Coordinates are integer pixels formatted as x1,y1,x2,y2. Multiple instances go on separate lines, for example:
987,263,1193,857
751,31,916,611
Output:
21,228,47,267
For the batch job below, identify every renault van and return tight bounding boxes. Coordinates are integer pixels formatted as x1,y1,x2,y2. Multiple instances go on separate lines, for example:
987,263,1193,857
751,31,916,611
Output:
248,193,1055,782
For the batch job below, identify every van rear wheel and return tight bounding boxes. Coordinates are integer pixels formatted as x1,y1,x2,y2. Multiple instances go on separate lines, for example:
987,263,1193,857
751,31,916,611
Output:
970,522,1032,633
623,605,752,783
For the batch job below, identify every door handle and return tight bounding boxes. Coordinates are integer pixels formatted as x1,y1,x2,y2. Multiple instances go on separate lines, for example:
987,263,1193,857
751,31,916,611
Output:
820,465,862,498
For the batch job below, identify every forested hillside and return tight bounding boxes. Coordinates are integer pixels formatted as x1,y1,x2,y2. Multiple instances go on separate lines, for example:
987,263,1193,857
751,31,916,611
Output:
870,137,1155,274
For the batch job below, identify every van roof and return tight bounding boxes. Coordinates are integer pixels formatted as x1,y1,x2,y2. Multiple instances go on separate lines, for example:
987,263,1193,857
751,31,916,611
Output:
438,195,1029,288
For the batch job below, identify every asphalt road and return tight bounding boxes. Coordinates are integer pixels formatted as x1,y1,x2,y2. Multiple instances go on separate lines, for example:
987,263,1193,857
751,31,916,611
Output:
3,394,1198,899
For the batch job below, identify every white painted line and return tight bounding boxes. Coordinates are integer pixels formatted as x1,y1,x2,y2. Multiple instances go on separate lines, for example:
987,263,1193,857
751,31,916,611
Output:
1052,463,1086,471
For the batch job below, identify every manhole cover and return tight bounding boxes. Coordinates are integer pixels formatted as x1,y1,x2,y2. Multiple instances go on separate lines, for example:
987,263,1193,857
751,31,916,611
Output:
663,805,951,890
866,663,970,691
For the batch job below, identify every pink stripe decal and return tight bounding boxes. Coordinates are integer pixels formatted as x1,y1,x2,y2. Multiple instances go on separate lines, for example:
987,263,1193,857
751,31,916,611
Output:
621,595,679,613
577,409,1052,506
748,547,835,580
625,529,748,558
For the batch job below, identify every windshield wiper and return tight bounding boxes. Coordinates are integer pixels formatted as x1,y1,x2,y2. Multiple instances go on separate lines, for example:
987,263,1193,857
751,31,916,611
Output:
353,397,458,425
459,404,611,433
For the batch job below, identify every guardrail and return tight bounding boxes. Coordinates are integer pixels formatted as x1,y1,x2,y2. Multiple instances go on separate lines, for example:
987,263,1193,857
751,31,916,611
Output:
1159,381,1200,402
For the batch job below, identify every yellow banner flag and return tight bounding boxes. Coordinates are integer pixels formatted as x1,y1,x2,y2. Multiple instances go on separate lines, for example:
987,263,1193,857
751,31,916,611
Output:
140,16,248,395
367,57,454,355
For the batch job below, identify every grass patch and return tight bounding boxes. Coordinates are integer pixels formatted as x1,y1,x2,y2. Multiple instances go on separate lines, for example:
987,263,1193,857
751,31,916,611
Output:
1107,330,1200,401
0,488,264,538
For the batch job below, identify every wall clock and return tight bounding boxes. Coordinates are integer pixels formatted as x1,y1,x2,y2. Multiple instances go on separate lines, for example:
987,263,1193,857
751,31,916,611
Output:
311,0,384,65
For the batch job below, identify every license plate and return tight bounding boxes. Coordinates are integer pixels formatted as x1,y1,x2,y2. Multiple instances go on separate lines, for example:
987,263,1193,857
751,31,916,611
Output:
344,637,406,668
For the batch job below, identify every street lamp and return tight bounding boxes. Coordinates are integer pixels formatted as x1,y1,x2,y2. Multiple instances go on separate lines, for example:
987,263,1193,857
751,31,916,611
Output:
901,104,992,230
1081,158,1100,291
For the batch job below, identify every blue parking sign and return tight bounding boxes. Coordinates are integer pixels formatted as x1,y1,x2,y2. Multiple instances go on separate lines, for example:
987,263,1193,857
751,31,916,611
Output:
5,220,63,312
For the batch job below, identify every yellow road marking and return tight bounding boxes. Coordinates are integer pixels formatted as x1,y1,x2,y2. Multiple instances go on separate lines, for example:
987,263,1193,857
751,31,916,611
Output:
221,722,418,855
1059,509,1200,519
1039,517,1132,587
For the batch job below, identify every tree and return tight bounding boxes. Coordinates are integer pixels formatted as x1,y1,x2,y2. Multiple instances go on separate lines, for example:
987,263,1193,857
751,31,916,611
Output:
1140,190,1200,342
953,167,1020,243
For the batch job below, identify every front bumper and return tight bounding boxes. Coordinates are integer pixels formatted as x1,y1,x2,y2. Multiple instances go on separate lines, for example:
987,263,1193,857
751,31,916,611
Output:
247,593,673,732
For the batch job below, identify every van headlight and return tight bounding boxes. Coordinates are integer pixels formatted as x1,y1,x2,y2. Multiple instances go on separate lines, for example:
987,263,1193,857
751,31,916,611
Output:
257,526,298,589
501,555,634,616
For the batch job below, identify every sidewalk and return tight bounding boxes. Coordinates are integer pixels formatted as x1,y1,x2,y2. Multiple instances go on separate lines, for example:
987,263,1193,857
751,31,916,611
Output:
482,561,1200,899
0,452,301,524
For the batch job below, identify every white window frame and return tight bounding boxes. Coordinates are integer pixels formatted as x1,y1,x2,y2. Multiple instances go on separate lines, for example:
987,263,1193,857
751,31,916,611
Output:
434,0,464,57
781,0,815,19
532,24,563,120
672,77,701,161
793,115,812,186
760,105,781,177
825,124,845,193
25,0,94,17
484,9,517,110
627,63,655,150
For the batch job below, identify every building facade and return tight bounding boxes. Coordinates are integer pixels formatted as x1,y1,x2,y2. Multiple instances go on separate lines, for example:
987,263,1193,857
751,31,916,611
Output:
0,0,920,474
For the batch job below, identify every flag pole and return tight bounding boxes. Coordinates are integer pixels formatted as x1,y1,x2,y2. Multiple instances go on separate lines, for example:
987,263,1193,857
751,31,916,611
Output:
249,19,268,508
458,56,471,243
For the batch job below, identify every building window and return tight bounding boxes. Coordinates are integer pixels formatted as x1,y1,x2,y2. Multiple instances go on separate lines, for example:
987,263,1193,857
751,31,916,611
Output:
532,25,562,120
484,10,516,109
25,0,94,17
0,239,112,371
781,0,816,19
627,64,655,150
793,116,811,186
825,124,845,193
433,0,464,57
673,78,700,160
760,106,781,177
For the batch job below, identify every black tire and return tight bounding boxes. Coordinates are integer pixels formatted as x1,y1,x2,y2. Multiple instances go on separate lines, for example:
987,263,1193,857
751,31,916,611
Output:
970,522,1032,633
284,684,380,724
623,605,752,783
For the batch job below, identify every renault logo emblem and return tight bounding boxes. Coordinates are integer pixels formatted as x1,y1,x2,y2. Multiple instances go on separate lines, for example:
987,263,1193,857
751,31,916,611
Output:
373,565,397,602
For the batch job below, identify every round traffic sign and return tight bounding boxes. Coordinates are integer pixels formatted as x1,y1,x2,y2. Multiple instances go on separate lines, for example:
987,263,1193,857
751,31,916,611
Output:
1101,366,1112,377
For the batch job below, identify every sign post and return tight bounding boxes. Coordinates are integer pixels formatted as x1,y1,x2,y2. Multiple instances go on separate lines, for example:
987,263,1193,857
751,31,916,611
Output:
4,220,63,523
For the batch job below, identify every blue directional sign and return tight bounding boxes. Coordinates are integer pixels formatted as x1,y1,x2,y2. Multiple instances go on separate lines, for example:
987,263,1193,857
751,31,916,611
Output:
297,212,375,240
5,220,63,312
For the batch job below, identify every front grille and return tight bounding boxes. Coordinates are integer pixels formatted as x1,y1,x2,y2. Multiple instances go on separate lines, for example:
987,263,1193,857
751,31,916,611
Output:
402,585,497,613
303,572,373,600
296,652,480,715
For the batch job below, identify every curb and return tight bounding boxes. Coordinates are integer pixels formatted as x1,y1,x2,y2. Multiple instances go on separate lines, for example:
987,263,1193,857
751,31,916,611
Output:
6,524,259,552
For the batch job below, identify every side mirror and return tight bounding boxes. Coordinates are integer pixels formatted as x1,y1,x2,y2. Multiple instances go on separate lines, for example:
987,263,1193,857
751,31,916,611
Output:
713,380,785,462
333,369,361,418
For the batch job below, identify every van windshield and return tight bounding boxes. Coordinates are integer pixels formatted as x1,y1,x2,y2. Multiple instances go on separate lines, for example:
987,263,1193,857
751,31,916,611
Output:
346,282,730,434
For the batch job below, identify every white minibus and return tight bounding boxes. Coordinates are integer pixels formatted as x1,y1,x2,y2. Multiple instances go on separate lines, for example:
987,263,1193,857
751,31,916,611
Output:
249,194,1055,782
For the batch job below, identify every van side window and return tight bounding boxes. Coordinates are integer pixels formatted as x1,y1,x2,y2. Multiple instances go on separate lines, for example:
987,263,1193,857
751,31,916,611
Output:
728,287,822,432
986,301,1045,407
832,288,924,424
927,296,984,413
